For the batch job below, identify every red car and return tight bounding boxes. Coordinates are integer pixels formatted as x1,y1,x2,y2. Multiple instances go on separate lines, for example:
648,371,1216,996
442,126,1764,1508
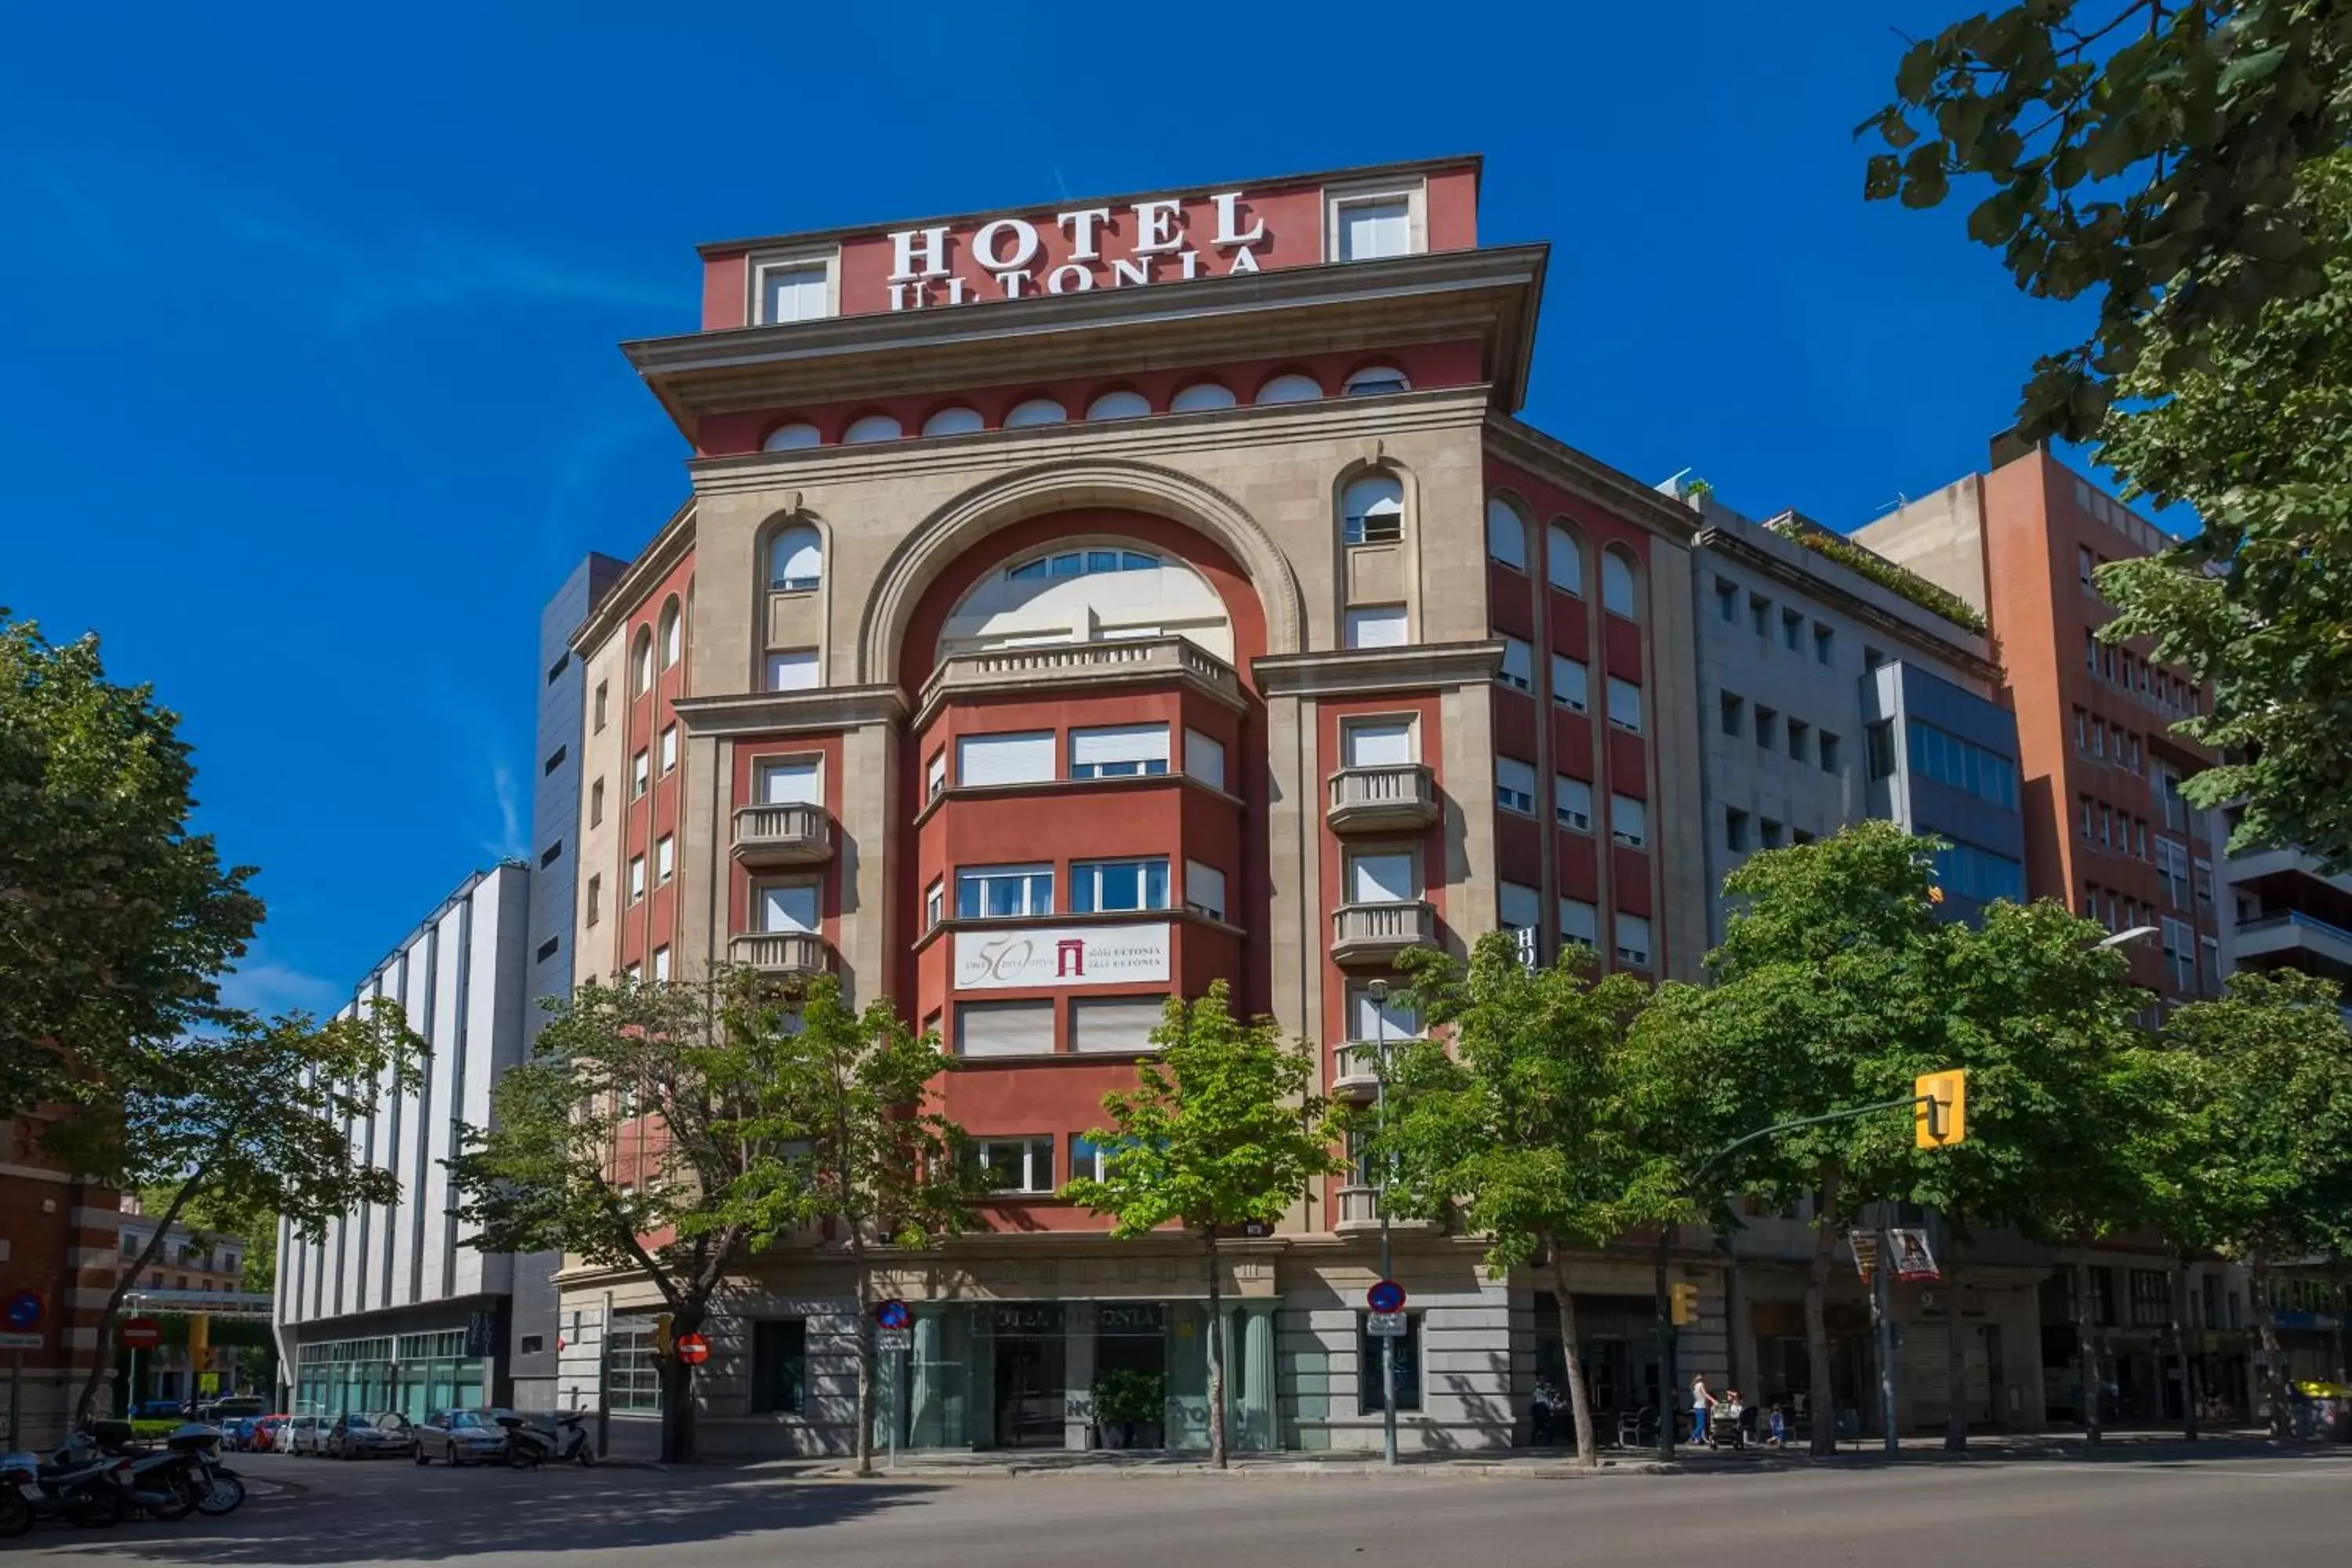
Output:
248,1414,293,1454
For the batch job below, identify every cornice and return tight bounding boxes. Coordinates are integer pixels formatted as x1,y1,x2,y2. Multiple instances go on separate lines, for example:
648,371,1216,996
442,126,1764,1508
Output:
672,684,908,736
1483,414,1704,550
687,386,1493,498
571,498,695,656
1693,524,2001,682
1253,639,1506,699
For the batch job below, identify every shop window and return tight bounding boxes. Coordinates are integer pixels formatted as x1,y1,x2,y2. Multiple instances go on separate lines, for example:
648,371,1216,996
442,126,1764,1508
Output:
608,1315,663,1413
1342,474,1405,546
750,1319,808,1414
1356,1312,1423,1413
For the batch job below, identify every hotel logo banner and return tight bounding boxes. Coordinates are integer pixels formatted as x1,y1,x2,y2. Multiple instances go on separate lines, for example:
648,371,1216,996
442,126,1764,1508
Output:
953,924,1171,990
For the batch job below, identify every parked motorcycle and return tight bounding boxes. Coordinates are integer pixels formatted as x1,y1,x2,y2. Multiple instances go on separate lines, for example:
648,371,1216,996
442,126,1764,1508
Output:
163,1424,245,1515
0,1438,133,1533
495,1413,594,1469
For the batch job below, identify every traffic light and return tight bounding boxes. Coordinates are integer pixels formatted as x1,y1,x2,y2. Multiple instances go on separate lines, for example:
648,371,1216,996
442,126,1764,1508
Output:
1915,1069,1968,1149
1669,1282,1700,1326
653,1312,673,1358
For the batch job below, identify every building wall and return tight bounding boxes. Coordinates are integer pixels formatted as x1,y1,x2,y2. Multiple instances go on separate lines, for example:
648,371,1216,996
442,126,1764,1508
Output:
0,1120,117,1446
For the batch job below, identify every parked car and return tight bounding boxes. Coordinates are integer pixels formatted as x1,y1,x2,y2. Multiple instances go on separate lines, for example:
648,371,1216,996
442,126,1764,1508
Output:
278,1414,329,1456
412,1408,510,1466
327,1411,415,1460
249,1414,292,1453
133,1398,185,1419
201,1396,265,1423
216,1415,260,1451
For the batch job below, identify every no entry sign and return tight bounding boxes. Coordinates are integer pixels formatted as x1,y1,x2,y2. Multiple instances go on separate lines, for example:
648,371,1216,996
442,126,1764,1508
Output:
118,1317,162,1351
673,1332,710,1366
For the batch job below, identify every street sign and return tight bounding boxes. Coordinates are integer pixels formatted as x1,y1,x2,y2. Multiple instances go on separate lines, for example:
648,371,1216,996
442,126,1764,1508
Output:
877,1328,912,1354
674,1332,710,1366
877,1299,911,1331
1366,1279,1406,1315
3,1292,40,1331
118,1317,162,1351
0,1332,40,1351
1366,1312,1408,1338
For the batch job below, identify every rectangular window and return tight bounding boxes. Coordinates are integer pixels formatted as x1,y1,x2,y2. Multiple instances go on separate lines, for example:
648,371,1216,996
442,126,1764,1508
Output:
1185,860,1227,921
590,778,605,827
1818,731,1840,773
757,883,820,933
2074,707,2089,752
768,649,820,691
593,682,608,731
1496,757,1537,815
2079,545,2096,589
955,1000,1056,1058
1497,636,1533,691
1906,720,2017,810
924,879,943,931
1072,996,1167,1054
627,855,645,902
750,1319,808,1414
1862,720,1895,781
1813,623,1834,665
608,1315,664,1414
2086,629,2100,676
1500,881,1541,963
1184,729,1226,789
1345,604,1408,648
1929,840,2024,904
1606,677,1642,733
756,757,822,805
1616,912,1653,968
969,1135,1057,1192
1551,653,1589,713
543,745,568,776
1720,692,1744,737
1357,1312,1423,1414
656,834,674,884
1755,707,1778,750
1555,775,1593,833
1864,644,1886,670
1762,818,1785,848
585,875,601,927
1558,897,1599,949
1726,808,1750,852
1787,718,1810,763
659,724,678,775
1072,857,1170,913
1347,851,1417,905
1069,1134,1113,1183
957,863,1054,919
927,750,946,801
2090,722,2104,760
1781,608,1804,651
2100,804,2113,849
958,731,1056,786
1715,579,1739,623
2127,733,2142,774
632,750,649,798
1748,594,1770,637
1343,720,1414,768
758,261,829,325
1338,198,1412,260
1610,793,1647,849
1349,984,1420,1041
652,946,671,982
1070,723,1171,779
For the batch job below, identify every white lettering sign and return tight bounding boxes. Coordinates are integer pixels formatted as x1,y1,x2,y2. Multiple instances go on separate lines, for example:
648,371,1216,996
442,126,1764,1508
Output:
953,924,1171,990
881,192,1269,310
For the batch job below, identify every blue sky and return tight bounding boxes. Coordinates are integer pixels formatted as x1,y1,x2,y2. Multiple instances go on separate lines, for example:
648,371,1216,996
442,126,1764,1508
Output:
0,3,2102,1012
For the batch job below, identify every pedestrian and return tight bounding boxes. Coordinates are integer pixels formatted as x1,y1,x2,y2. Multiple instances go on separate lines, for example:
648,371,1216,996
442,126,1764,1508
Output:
1766,1399,1788,1447
1690,1374,1715,1444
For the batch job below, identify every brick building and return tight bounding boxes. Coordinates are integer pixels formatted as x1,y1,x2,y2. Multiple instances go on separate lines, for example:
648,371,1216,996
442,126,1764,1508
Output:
0,1114,116,1448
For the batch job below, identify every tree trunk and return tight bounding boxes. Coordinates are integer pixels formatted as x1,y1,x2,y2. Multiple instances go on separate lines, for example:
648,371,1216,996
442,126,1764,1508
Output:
657,1354,695,1464
2074,1259,2101,1446
1943,1247,1968,1453
76,1172,205,1424
2251,1262,2290,1439
1804,1166,1842,1457
1549,1243,1598,1469
851,1233,875,1476
1204,1230,1227,1468
2171,1256,2199,1443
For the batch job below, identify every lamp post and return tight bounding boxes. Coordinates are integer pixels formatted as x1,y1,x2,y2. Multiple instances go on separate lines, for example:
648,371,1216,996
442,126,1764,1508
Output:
1367,978,1398,1468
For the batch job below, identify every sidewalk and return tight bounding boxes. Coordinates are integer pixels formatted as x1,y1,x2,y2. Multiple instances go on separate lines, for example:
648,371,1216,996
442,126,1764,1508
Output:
793,1427,2315,1481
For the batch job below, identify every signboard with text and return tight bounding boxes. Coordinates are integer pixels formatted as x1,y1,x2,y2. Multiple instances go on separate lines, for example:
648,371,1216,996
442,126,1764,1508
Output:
953,924,1171,991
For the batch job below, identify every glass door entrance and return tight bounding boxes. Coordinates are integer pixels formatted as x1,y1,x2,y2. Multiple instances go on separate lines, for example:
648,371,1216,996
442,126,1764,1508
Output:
990,1318,1067,1447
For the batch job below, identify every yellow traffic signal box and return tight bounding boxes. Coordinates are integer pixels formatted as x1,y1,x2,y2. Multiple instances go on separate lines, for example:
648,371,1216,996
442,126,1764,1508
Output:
1915,1069,1968,1149
654,1312,674,1358
1669,1282,1700,1326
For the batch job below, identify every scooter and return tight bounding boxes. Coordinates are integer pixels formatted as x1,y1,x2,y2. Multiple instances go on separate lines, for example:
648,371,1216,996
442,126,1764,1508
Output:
495,1412,595,1469
0,1440,133,1532
161,1424,245,1515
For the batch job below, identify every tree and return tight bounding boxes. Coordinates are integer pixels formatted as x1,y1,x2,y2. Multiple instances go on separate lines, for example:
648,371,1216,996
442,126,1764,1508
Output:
2147,967,2352,1434
44,1001,426,1422
137,1183,281,1296
1860,7,2352,866
711,975,978,1477
0,612,263,1123
1370,935,1691,1468
1062,984,1343,1468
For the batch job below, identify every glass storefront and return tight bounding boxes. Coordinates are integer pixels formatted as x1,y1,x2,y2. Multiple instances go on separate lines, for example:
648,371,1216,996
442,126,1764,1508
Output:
292,1330,488,1421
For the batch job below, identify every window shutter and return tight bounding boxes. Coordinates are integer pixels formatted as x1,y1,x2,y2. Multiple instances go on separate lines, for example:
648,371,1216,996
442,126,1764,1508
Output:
1341,201,1410,260
1184,729,1226,789
1616,913,1653,966
1552,655,1588,710
1555,775,1593,827
956,731,1056,786
1185,860,1228,920
1344,721,1413,768
955,1000,1055,1057
1500,880,1540,929
1559,898,1599,947
1070,724,1170,770
1607,677,1642,731
1497,757,1537,800
758,759,822,804
1611,795,1648,846
1072,996,1167,1053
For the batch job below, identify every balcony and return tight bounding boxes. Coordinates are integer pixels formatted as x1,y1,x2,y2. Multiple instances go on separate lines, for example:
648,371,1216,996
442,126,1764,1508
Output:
916,635,1243,724
1330,901,1437,966
2234,910,2352,982
1330,1042,1385,1103
727,931,833,979
731,804,833,867
1334,1186,1436,1235
1326,764,1439,834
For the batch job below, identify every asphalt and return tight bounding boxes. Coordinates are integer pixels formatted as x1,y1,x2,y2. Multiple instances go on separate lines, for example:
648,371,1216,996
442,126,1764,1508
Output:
9,1439,2346,1566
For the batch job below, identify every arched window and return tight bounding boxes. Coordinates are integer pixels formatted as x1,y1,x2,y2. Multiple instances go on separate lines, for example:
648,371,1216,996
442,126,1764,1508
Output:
1086,390,1151,420
1486,495,1530,571
632,628,654,695
1170,381,1236,412
1602,546,1640,619
659,600,682,670
1546,524,1584,596
761,422,821,451
921,406,983,437
1254,372,1323,405
843,412,903,443
1341,474,1404,546
1004,397,1068,427
1343,365,1411,396
769,525,822,592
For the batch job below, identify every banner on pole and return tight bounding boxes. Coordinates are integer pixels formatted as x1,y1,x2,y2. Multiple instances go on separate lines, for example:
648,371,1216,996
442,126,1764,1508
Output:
1849,1230,1880,1281
1889,1228,1940,1283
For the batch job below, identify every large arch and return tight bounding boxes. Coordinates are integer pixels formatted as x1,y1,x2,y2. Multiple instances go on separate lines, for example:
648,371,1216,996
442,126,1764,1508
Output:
859,458,1306,686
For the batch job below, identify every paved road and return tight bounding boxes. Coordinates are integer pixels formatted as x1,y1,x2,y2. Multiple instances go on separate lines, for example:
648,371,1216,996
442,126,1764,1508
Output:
12,1444,2347,1566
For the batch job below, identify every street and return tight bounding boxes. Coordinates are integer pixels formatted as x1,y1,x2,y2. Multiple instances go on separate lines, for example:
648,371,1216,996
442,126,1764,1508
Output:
9,1444,2347,1566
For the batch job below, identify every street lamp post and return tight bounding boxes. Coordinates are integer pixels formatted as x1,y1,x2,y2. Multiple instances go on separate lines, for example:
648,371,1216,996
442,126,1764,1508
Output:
1368,978,1398,1468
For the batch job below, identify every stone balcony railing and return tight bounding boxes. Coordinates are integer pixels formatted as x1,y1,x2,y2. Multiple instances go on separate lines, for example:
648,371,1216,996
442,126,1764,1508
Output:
1330,901,1437,965
1330,1042,1384,1102
917,636,1242,721
1326,764,1439,833
1334,1186,1436,1235
727,931,833,978
731,803,833,866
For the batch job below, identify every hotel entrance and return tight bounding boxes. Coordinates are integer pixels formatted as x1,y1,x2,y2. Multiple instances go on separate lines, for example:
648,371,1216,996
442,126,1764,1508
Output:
985,1304,1068,1448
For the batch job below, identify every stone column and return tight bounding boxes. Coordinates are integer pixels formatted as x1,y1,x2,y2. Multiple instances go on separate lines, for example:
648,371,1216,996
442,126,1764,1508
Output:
1065,1310,1097,1451
909,1306,946,1449
1240,1305,1277,1450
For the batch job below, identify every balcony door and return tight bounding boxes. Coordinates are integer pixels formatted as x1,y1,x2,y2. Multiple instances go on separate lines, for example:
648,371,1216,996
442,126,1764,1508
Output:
1347,852,1417,906
759,884,820,935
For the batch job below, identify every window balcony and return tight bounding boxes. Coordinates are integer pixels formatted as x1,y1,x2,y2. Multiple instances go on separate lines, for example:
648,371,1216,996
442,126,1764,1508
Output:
1334,1186,1436,1235
915,635,1243,725
1330,901,1437,965
1330,1041,1385,1103
1326,764,1438,833
731,804,833,867
727,931,833,979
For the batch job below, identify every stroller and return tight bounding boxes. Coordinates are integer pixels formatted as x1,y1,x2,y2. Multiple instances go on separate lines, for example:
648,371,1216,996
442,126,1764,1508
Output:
1707,1393,1748,1450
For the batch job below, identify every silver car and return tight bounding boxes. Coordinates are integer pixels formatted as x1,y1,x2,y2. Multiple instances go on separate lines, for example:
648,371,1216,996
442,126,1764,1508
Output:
327,1411,414,1460
277,1414,329,1456
412,1408,509,1466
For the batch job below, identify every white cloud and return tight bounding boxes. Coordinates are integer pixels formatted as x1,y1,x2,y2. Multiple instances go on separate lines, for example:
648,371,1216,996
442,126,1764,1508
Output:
489,759,527,862
216,946,347,1019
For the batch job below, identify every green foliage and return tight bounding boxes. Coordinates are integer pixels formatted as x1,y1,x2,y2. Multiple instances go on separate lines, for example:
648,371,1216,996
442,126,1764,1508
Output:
1090,1368,1165,1428
1769,517,1989,633
0,612,263,1123
138,1183,280,1295
1063,984,1343,1239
